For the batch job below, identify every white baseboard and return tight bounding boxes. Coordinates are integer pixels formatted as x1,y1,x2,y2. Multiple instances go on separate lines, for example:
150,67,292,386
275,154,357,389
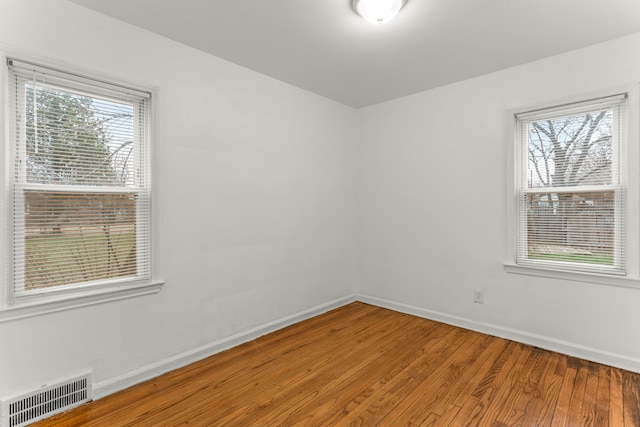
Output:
94,292,640,401
93,294,356,399
357,294,640,374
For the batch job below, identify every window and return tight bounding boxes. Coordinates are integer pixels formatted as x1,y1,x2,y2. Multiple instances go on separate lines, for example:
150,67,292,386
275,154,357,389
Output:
514,94,627,275
5,58,157,309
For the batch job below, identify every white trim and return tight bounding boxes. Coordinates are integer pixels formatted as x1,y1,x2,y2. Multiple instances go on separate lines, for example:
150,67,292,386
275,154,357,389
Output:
357,294,640,374
8,57,151,100
14,276,157,302
0,48,156,105
504,262,640,288
0,51,8,310
505,84,640,282
84,292,640,402
14,183,143,193
519,184,620,194
0,280,163,323
93,294,357,399
93,292,640,401
514,93,627,120
2,51,161,312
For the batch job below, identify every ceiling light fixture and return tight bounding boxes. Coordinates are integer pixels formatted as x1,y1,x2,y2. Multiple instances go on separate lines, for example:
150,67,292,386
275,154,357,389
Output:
352,0,408,25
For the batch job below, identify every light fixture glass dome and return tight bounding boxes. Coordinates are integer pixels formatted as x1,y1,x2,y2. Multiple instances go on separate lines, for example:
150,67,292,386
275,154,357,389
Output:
352,0,408,25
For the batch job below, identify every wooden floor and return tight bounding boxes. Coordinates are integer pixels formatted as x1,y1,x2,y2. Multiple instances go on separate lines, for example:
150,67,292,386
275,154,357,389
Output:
36,302,640,426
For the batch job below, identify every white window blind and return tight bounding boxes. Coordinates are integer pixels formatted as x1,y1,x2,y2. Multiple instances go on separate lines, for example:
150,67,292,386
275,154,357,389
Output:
7,58,152,299
515,94,627,275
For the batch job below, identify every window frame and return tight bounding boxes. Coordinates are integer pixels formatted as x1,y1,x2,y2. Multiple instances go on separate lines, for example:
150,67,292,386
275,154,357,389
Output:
0,53,162,322
505,87,640,288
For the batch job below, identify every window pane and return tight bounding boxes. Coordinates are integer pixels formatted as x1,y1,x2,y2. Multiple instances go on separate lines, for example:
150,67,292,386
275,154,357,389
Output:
526,191,614,266
527,109,613,188
25,84,136,187
8,58,152,300
22,190,137,290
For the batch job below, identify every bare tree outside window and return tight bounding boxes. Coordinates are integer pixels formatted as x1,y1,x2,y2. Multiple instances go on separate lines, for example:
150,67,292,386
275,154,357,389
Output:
525,108,616,266
22,85,138,289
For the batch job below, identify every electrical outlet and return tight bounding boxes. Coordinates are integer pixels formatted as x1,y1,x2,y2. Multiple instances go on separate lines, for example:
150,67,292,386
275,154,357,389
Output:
474,290,484,304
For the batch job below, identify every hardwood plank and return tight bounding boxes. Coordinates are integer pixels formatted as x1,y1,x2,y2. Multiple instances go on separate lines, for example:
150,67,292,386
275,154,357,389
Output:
594,364,611,426
509,348,549,426
414,412,438,427
474,344,533,425
551,365,577,426
263,321,457,427
623,370,640,426
533,355,564,426
471,341,520,399
494,347,546,425
448,342,517,425
432,403,461,427
210,315,436,426
579,363,600,426
610,367,625,427
460,342,527,424
566,364,588,424
432,338,509,416
40,302,384,426
48,303,374,425
31,302,640,427
138,305,409,426
333,329,482,426
379,333,493,425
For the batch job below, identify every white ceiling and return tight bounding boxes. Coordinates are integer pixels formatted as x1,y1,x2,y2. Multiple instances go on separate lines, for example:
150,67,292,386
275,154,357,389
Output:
69,0,640,108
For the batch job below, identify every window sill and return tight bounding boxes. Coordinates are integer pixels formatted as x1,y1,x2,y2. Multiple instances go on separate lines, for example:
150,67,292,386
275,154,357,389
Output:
0,280,164,323
504,263,640,289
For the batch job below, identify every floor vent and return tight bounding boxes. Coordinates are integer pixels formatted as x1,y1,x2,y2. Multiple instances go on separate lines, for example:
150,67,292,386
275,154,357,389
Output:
1,373,91,427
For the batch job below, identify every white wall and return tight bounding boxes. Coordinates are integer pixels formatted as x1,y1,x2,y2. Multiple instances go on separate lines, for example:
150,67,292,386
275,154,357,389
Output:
0,0,358,398
2,0,640,406
358,32,640,371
